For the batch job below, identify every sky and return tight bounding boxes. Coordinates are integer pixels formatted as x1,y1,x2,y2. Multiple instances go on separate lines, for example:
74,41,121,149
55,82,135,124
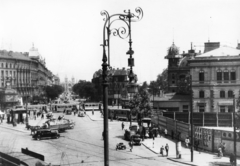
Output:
0,0,240,84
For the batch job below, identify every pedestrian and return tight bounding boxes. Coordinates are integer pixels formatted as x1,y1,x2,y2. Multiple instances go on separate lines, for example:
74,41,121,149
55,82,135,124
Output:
41,113,44,119
129,141,133,152
165,144,169,157
152,136,155,148
164,129,167,137
122,122,125,130
230,153,235,166
185,137,190,148
221,142,226,156
160,145,164,157
92,109,94,115
0,115,2,124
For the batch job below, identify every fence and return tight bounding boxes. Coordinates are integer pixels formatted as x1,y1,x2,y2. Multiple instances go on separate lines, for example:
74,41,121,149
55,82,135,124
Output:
162,112,233,127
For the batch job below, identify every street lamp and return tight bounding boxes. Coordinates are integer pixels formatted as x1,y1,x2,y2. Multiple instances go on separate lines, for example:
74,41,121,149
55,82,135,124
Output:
101,7,143,166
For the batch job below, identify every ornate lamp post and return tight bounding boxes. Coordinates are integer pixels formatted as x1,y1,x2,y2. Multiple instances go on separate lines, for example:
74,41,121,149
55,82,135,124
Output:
101,7,143,166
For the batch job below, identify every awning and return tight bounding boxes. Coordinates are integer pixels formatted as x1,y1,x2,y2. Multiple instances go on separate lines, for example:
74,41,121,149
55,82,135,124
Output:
218,101,233,106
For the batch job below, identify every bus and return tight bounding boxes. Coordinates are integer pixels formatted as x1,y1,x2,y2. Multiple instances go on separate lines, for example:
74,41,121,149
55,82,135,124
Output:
83,103,100,111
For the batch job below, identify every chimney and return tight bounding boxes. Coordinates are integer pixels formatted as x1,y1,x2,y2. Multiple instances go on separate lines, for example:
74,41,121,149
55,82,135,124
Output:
204,42,220,53
236,43,240,50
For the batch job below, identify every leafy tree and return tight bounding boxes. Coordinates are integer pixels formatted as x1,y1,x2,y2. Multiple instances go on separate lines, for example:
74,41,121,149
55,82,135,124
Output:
45,85,65,101
129,90,151,125
139,81,148,94
72,81,97,101
156,69,168,93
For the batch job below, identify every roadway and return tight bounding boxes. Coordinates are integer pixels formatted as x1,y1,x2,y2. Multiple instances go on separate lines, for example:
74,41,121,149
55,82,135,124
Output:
0,111,187,166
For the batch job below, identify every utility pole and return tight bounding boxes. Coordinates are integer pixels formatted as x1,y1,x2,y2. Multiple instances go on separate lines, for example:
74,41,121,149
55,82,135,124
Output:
233,96,237,166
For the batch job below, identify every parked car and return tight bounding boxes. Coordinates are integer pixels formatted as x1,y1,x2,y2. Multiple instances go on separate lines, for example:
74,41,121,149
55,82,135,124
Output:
131,134,141,145
78,111,85,117
116,143,126,150
32,129,60,140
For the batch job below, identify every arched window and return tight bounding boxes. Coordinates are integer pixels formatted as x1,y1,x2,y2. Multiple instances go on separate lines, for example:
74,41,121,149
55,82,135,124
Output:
228,90,233,98
199,90,205,98
199,70,204,82
220,91,225,98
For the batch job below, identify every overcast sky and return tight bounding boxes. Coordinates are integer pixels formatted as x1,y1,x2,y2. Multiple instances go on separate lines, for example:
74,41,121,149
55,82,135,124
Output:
0,0,240,84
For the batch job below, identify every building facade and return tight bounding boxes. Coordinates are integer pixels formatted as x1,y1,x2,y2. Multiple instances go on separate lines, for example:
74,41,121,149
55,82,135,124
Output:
0,45,57,109
189,42,240,112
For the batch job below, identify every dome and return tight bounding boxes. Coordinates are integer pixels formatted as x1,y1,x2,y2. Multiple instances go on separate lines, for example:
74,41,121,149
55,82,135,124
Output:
165,42,180,58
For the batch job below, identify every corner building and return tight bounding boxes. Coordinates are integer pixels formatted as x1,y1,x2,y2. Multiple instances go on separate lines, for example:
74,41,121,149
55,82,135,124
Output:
0,45,56,106
189,43,240,112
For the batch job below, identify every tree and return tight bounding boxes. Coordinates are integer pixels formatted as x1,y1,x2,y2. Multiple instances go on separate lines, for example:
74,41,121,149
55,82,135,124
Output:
72,81,97,101
129,90,151,125
45,85,65,101
156,68,168,93
139,81,148,94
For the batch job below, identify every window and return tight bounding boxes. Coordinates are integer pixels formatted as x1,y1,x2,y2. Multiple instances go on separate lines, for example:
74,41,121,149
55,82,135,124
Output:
228,106,233,113
220,91,225,98
228,90,233,98
1,63,3,68
217,70,222,81
230,70,236,81
224,71,229,81
220,106,225,112
199,106,205,112
172,74,175,79
10,64,12,68
199,70,204,82
199,90,205,98
182,105,189,112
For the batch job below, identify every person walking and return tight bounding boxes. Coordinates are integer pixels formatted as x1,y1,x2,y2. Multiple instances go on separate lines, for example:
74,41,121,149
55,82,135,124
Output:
230,153,235,166
160,146,165,157
165,144,169,157
164,129,168,137
122,122,125,130
41,113,44,119
92,109,94,115
185,137,190,148
129,141,133,152
221,142,226,156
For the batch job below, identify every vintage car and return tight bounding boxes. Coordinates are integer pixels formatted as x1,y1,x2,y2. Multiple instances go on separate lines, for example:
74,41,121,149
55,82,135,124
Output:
124,125,139,141
78,111,85,117
32,129,60,140
65,109,72,115
46,112,53,119
116,143,126,150
131,134,141,145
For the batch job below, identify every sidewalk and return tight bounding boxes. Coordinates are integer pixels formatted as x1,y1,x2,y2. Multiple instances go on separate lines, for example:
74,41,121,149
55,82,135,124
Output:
141,136,240,166
0,115,48,133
